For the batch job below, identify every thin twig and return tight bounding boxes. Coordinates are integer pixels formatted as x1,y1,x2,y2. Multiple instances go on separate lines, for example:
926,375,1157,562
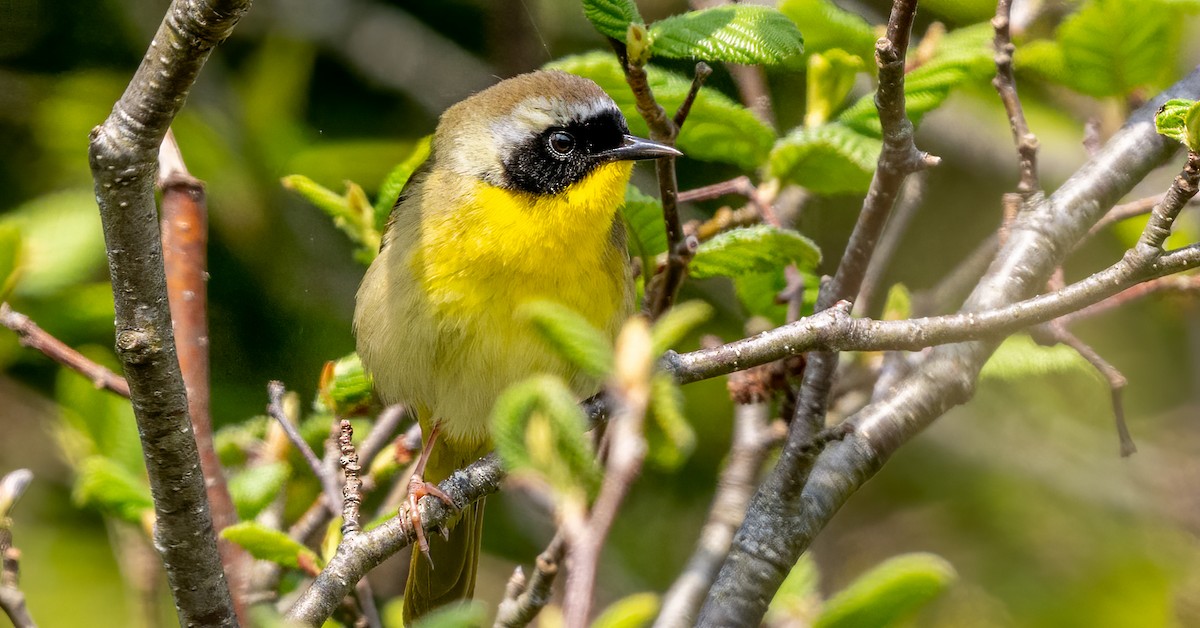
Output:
856,171,928,315
677,176,756,204
268,381,342,516
339,420,362,533
563,320,653,627
1,469,36,628
992,0,1040,195
494,534,566,628
674,62,712,129
1057,273,1200,324
0,303,130,397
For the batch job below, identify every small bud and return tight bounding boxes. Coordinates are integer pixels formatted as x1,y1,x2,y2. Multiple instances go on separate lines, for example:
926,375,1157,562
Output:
627,23,652,67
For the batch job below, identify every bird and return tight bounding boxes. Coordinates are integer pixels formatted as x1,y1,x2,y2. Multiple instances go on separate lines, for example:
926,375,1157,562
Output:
353,69,679,622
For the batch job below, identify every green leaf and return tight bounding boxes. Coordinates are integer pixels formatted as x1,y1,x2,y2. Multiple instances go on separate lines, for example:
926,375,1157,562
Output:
1048,0,1180,98
72,456,153,525
768,123,881,194
980,334,1099,382
282,175,380,263
881,283,912,321
373,136,432,230
691,225,821,279
490,375,602,499
732,268,816,324
839,23,994,137
806,50,866,127
0,188,106,298
56,354,142,474
214,416,269,467
649,6,804,66
518,300,615,378
767,553,821,623
221,521,321,571
317,352,376,416
411,601,487,628
919,0,996,22
228,462,290,520
651,300,713,355
778,0,877,60
1155,98,1200,151
547,52,775,169
622,184,667,262
0,225,22,301
592,592,660,628
814,553,956,628
645,373,695,470
582,0,644,42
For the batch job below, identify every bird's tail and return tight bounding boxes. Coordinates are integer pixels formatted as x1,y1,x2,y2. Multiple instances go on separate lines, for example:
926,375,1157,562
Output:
403,498,485,622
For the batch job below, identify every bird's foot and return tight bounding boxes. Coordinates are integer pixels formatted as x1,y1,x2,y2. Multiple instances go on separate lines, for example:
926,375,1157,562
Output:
407,474,456,564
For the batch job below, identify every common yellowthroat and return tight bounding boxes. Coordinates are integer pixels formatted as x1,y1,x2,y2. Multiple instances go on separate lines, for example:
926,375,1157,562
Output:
354,70,679,621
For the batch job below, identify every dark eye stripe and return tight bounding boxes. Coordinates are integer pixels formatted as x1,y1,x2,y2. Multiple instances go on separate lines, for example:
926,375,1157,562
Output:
503,109,629,195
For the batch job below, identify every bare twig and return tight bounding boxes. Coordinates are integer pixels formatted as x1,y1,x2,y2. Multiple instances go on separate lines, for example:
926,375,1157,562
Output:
86,0,250,622
563,320,653,627
1,469,36,628
158,129,245,617
674,62,712,129
678,176,757,204
653,396,774,628
494,534,566,628
0,303,130,397
856,171,928,315
339,420,363,534
992,0,1040,195
1088,193,1166,237
268,381,342,516
1058,273,1200,324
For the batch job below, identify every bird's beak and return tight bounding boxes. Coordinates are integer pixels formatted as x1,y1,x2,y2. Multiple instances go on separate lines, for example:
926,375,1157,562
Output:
598,135,683,161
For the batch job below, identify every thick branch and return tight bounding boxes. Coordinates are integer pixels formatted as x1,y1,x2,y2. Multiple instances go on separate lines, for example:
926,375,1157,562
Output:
86,0,251,625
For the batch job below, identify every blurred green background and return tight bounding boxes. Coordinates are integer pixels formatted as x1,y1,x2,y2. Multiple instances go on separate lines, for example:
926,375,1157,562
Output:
2,0,1199,626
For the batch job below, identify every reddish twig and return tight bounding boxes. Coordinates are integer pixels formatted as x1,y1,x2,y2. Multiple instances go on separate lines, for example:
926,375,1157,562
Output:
158,130,245,615
0,303,130,397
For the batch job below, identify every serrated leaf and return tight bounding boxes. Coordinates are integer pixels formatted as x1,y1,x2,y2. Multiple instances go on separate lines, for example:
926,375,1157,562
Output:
373,136,431,229
282,175,380,263
592,592,660,628
839,23,993,137
691,225,821,279
779,0,877,60
649,6,804,66
491,376,601,499
411,601,487,628
73,456,153,525
221,521,321,571
546,52,775,169
228,462,290,520
767,553,821,623
980,334,1100,382
1049,0,1179,98
645,373,695,470
518,300,614,378
815,553,956,628
768,123,880,194
1155,98,1200,151
0,225,22,301
582,0,644,42
651,300,713,355
806,50,866,127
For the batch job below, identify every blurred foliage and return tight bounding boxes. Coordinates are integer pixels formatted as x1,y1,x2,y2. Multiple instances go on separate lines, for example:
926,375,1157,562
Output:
1,0,1199,626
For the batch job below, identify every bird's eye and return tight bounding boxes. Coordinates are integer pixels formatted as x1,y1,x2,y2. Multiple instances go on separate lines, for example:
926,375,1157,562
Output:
547,130,576,156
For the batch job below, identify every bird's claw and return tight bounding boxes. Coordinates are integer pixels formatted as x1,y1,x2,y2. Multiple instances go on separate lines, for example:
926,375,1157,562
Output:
406,473,457,565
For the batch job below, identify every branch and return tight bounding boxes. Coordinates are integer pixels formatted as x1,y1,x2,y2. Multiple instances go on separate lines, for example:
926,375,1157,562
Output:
159,129,246,616
0,303,130,397
86,0,251,624
992,0,1040,195
1,469,36,628
693,65,1200,626
268,381,342,517
493,534,566,628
